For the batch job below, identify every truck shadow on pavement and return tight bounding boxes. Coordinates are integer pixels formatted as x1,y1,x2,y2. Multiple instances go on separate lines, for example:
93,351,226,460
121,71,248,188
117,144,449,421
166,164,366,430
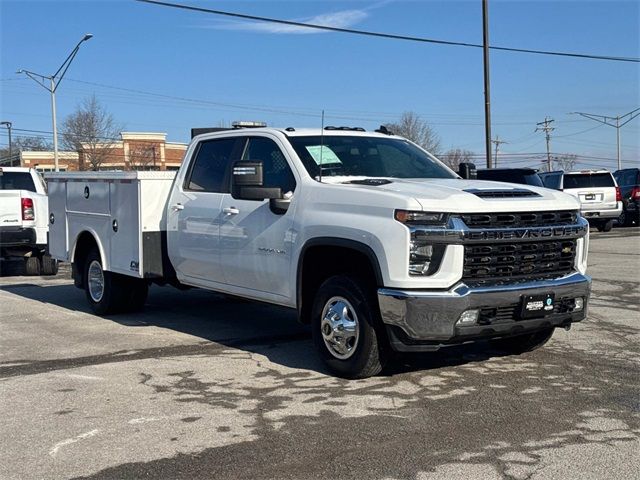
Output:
3,281,513,378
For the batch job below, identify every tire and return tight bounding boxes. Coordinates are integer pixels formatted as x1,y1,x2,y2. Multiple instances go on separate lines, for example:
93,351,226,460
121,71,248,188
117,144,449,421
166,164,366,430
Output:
311,275,386,379
24,256,41,276
489,328,554,355
40,255,59,276
597,219,613,232
83,248,129,315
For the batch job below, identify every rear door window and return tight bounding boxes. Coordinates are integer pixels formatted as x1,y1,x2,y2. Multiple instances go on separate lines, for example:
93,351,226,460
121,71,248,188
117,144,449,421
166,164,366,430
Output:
185,138,239,192
0,172,36,192
563,173,615,189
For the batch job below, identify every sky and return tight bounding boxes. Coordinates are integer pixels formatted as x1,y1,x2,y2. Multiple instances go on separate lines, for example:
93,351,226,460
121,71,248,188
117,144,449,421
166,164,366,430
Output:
1,0,639,171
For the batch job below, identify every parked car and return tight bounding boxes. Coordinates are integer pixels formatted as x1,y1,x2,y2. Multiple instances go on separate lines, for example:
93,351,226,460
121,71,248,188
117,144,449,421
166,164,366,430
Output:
613,168,640,226
476,168,544,187
46,126,590,378
0,167,57,275
539,170,622,232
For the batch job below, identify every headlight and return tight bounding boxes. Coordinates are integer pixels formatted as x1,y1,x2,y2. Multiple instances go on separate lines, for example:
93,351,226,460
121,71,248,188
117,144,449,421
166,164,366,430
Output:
395,210,449,226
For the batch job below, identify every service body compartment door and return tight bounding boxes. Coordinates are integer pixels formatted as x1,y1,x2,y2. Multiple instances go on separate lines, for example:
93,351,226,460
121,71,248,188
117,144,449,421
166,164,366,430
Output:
67,180,110,214
109,180,142,277
47,180,68,260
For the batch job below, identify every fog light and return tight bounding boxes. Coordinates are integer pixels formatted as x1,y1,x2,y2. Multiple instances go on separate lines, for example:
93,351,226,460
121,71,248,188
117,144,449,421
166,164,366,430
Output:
457,309,479,325
574,297,584,311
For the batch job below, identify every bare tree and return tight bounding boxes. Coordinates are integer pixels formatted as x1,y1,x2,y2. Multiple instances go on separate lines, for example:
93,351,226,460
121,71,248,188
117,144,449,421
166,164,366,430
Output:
61,95,123,170
384,111,441,155
440,148,475,171
553,154,577,172
0,136,52,161
128,143,158,171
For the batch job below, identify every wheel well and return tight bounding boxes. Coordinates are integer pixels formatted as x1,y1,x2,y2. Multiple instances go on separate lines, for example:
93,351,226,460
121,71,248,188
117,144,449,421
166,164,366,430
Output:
298,243,381,324
72,232,99,289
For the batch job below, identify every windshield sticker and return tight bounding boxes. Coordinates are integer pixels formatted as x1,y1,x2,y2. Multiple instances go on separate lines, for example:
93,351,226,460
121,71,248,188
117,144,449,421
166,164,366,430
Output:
305,145,342,165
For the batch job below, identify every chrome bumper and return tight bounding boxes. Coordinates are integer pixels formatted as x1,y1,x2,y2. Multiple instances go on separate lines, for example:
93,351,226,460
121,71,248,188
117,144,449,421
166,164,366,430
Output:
378,273,591,352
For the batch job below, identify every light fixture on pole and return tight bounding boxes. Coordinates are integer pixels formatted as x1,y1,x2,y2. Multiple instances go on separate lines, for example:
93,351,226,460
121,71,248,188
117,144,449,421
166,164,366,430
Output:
17,34,93,172
0,121,13,165
569,108,640,170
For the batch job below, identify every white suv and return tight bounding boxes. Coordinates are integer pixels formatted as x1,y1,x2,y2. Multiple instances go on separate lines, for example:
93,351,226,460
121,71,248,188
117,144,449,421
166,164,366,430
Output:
540,169,622,232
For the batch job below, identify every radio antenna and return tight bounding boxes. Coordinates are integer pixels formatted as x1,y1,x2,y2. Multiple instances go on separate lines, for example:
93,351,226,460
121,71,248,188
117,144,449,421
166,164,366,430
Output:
319,109,325,183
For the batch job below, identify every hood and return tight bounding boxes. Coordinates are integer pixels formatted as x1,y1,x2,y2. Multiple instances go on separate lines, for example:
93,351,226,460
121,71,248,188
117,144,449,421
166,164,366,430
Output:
325,177,580,213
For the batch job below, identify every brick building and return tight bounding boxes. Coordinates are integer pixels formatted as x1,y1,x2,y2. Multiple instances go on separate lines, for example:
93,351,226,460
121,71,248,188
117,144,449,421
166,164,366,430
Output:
5,132,187,172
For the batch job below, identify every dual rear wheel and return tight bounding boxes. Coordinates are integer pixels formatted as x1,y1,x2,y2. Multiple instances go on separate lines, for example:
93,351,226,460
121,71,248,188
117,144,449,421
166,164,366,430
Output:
23,254,58,276
84,248,148,315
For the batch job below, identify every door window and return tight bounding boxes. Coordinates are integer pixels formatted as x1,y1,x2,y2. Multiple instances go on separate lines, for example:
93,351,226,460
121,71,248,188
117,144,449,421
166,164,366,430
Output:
242,137,296,195
186,138,238,192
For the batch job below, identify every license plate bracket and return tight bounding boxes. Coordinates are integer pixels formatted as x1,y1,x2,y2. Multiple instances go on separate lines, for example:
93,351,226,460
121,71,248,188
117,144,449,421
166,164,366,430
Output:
520,293,555,319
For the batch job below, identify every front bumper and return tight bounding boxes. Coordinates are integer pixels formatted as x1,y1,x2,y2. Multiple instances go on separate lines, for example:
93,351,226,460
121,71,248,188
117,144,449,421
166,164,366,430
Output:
378,272,591,352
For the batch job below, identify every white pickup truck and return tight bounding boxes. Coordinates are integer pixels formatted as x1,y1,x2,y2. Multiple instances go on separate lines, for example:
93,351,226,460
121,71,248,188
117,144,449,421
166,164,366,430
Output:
47,127,591,378
0,167,57,275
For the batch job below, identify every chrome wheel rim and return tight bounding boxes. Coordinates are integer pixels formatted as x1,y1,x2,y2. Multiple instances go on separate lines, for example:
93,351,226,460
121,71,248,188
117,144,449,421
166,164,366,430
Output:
88,260,105,303
320,296,360,360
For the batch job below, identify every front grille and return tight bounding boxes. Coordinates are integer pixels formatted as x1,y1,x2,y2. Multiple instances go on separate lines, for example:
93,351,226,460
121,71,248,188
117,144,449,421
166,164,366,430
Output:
460,210,578,229
463,240,576,283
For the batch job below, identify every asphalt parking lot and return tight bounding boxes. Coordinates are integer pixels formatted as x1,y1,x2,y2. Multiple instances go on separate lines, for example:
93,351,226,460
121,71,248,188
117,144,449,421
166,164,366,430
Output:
1,227,639,480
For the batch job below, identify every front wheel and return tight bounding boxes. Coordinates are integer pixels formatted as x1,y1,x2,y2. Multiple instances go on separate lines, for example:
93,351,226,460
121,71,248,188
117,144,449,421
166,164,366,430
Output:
489,328,554,355
311,275,386,379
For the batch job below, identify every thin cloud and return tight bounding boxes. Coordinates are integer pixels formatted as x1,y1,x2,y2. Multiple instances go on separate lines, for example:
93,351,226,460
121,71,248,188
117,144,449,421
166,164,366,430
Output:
200,9,369,35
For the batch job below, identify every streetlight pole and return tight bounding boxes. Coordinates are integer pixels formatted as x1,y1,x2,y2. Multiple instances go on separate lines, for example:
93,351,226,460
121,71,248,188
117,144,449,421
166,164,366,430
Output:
0,121,12,165
569,108,639,170
482,0,492,169
18,34,93,172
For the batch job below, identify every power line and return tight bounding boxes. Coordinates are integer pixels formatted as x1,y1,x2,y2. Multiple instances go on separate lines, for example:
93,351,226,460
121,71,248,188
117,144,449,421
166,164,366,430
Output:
135,0,640,63
569,108,640,170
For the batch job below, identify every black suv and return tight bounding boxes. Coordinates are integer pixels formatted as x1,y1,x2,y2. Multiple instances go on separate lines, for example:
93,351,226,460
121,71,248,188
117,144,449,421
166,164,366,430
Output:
476,168,544,187
613,168,640,226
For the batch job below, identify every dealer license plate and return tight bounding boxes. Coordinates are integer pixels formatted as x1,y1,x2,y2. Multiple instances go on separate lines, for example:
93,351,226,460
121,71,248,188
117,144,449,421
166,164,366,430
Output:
520,293,555,319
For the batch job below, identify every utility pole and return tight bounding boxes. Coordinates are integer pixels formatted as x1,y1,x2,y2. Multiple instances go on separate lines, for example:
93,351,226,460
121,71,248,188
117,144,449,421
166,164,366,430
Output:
491,135,507,168
536,117,555,172
0,121,12,165
482,0,492,168
569,108,639,170
18,34,93,172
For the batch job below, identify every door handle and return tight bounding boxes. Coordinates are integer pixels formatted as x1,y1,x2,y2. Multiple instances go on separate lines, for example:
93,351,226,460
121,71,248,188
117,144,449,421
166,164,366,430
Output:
171,203,184,211
223,206,240,215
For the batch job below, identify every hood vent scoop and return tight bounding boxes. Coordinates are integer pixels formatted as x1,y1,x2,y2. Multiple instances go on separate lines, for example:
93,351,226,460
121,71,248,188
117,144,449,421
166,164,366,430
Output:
347,179,393,186
464,188,540,198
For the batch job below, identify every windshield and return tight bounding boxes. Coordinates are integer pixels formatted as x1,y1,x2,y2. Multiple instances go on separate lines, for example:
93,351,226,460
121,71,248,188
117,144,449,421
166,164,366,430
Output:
287,135,456,180
0,171,36,192
564,173,614,189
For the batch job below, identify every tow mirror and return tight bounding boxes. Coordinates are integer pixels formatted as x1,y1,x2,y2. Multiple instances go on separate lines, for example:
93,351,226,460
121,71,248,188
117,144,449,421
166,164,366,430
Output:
232,161,282,201
458,162,477,179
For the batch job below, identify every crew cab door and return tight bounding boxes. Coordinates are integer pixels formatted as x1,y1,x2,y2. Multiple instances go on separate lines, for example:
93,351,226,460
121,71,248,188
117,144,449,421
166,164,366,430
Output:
167,137,241,286
219,135,298,299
